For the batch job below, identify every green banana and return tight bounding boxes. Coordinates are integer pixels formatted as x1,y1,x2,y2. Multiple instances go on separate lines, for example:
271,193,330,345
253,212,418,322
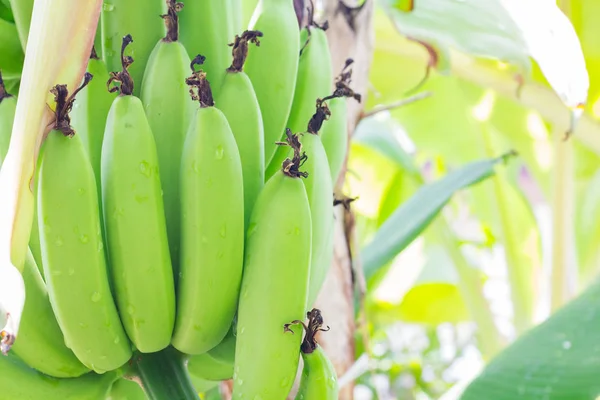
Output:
140,2,195,277
178,0,232,94
300,129,334,309
244,0,300,167
37,76,132,373
108,379,148,400
320,60,361,185
71,47,117,195
290,309,339,400
214,31,265,229
233,131,312,400
102,35,176,353
188,352,234,381
7,0,32,49
172,58,245,355
0,71,16,167
0,1,13,22
101,0,165,96
207,325,236,365
266,13,333,180
12,249,89,378
0,17,23,79
0,353,120,400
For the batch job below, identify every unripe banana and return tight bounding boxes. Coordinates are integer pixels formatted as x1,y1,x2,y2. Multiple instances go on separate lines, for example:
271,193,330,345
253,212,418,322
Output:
214,31,265,229
244,0,300,166
11,249,89,378
233,131,312,400
140,3,195,277
7,0,32,49
0,353,120,400
207,325,236,365
172,59,245,355
107,379,147,400
178,0,232,94
37,76,131,373
266,14,333,180
0,71,16,167
320,97,348,184
290,309,339,400
300,130,334,309
320,60,361,185
188,352,234,382
102,35,176,353
101,0,165,96
71,47,117,193
228,0,243,39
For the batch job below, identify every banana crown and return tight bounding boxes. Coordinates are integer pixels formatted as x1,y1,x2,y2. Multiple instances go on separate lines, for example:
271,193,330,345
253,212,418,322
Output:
284,308,330,354
107,34,135,96
49,71,93,137
185,55,214,108
227,30,263,73
161,0,184,43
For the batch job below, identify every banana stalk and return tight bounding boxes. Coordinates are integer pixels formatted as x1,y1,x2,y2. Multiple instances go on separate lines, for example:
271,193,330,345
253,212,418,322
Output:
214,30,265,230
0,0,102,355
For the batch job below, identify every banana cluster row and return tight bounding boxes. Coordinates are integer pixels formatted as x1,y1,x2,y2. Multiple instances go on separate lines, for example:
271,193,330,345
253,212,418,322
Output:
0,0,360,398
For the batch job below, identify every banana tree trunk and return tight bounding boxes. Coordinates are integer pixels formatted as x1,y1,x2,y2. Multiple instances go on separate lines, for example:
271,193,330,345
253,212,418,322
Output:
314,1,374,399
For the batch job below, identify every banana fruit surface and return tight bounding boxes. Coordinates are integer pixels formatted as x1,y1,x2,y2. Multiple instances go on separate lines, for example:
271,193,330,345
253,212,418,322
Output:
266,15,333,180
103,35,176,354
215,30,265,229
141,2,195,276
38,76,131,373
233,131,311,399
172,58,245,355
244,0,300,166
11,249,89,378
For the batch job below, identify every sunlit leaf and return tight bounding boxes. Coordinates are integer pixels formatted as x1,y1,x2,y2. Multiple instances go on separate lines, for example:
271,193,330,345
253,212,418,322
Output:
384,0,531,73
461,277,600,400
362,154,512,279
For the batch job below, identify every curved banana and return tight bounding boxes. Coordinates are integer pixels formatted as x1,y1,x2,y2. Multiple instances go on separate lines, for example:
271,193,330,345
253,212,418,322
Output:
233,130,312,400
207,325,236,365
102,35,176,353
178,0,232,94
101,0,165,96
37,76,131,373
140,2,195,277
266,11,333,180
11,249,89,378
320,60,361,185
244,0,300,166
188,352,234,382
107,379,147,400
0,71,16,167
299,121,334,309
0,353,120,400
290,309,339,400
172,59,245,355
214,30,264,229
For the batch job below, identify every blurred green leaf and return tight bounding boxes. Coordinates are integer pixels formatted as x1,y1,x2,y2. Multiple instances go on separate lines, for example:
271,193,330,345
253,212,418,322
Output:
362,154,512,279
0,0,13,22
383,0,530,73
461,277,600,400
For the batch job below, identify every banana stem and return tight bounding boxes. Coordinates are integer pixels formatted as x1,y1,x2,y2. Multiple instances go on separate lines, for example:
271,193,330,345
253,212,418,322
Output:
133,347,198,400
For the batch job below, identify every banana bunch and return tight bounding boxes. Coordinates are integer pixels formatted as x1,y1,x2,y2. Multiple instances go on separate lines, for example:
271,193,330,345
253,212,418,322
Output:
0,0,361,398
